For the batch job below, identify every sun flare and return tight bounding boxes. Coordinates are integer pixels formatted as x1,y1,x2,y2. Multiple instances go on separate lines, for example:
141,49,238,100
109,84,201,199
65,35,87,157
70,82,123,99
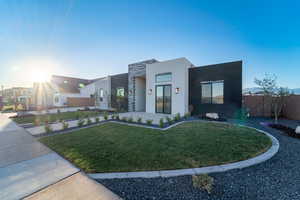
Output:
30,69,50,83
14,58,61,83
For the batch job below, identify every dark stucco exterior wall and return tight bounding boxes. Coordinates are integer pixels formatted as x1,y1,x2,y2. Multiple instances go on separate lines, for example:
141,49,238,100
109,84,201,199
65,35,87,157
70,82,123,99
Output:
189,61,242,117
110,73,129,111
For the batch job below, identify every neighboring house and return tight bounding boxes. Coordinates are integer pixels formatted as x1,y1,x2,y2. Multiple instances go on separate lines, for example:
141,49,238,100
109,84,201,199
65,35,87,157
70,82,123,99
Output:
81,73,128,111
32,76,92,109
129,58,242,117
51,75,92,107
32,73,128,111
2,87,33,110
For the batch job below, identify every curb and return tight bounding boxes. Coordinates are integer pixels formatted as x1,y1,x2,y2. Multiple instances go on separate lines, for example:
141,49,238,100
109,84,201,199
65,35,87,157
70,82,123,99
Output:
88,123,279,179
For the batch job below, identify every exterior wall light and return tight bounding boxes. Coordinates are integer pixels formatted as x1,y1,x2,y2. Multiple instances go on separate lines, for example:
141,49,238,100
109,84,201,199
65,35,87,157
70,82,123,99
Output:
175,87,180,94
148,89,152,95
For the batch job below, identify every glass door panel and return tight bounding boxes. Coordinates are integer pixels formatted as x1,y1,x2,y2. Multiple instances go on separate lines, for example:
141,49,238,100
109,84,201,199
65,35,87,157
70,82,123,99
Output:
163,85,171,114
156,86,164,113
156,85,171,114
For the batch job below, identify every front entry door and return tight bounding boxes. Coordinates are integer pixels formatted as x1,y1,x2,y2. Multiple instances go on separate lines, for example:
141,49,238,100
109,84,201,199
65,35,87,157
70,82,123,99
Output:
156,85,171,114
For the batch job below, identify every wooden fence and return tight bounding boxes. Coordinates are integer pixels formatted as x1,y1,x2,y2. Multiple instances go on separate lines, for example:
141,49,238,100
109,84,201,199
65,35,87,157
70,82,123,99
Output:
243,95,300,120
67,97,95,107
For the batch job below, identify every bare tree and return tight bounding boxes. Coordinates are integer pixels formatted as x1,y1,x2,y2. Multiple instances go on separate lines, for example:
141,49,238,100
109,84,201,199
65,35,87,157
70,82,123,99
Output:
272,87,290,123
255,74,290,123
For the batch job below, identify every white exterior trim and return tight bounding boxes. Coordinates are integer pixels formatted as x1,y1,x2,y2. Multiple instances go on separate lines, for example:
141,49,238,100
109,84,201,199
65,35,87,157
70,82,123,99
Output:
146,57,193,115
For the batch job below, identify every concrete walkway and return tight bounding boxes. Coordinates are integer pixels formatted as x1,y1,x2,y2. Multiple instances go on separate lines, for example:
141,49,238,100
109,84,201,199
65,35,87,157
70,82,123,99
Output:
26,115,107,136
0,113,120,200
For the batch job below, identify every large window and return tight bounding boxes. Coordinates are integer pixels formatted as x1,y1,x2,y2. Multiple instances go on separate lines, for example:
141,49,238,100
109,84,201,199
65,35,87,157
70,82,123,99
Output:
116,87,125,97
201,81,224,104
79,83,85,88
156,73,172,83
54,96,59,103
99,88,104,98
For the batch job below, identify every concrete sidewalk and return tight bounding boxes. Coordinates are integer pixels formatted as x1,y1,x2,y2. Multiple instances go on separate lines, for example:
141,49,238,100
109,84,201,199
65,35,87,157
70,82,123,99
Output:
26,115,108,136
0,113,120,200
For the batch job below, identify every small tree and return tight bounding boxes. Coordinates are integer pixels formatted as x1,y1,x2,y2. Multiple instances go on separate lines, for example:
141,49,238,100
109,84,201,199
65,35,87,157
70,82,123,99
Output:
255,74,290,123
272,87,290,123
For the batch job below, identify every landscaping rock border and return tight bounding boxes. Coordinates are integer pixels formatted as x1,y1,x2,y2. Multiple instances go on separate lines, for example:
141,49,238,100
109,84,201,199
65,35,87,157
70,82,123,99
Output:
88,121,279,179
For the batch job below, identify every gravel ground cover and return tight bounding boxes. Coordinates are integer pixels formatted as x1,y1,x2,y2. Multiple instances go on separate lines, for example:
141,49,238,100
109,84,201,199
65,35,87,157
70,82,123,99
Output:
97,118,300,200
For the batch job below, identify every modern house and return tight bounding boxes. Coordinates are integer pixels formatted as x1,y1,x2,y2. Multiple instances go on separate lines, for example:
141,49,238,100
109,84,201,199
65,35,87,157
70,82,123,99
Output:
128,58,242,117
32,57,242,116
80,73,128,111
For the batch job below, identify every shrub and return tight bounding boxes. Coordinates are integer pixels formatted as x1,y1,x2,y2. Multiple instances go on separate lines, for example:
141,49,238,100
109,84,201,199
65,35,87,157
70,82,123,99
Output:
116,115,120,120
44,123,52,133
159,118,164,128
121,117,127,122
173,116,177,122
62,121,69,130
184,112,191,119
34,118,41,126
234,108,249,121
87,118,92,125
137,117,142,123
58,118,63,123
192,174,214,194
78,118,85,127
175,113,181,121
146,119,153,126
111,114,115,120
128,117,133,123
57,109,61,114
3,107,13,111
104,112,109,120
95,117,100,123
166,116,172,124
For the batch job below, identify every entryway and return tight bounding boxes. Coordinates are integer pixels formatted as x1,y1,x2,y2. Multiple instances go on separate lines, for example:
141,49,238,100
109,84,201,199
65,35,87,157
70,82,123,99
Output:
155,85,171,114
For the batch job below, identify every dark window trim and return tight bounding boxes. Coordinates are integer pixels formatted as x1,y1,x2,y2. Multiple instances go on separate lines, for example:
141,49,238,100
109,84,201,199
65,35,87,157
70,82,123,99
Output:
155,84,172,114
201,80,224,104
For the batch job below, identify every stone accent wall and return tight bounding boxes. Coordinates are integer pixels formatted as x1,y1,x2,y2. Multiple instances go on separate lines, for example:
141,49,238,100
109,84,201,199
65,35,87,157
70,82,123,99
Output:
128,59,158,112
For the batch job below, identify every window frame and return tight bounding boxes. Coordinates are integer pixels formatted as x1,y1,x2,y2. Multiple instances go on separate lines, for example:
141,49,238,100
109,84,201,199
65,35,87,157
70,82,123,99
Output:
201,80,224,104
99,88,104,98
116,87,125,97
155,72,172,83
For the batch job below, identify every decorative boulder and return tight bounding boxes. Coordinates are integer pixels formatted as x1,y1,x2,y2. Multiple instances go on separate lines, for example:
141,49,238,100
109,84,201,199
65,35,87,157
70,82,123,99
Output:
206,113,219,120
295,126,300,134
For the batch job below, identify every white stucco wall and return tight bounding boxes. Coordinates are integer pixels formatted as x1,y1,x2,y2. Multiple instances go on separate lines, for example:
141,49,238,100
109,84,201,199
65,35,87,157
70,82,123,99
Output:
94,76,111,110
79,82,95,97
135,77,146,111
146,58,193,116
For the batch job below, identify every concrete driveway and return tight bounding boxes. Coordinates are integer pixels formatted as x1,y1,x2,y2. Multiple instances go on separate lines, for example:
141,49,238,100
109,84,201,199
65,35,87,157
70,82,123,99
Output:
0,113,120,200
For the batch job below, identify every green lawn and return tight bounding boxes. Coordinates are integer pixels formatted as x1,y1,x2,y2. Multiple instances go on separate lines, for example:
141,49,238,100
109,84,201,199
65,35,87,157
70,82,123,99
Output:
40,122,272,173
12,110,102,124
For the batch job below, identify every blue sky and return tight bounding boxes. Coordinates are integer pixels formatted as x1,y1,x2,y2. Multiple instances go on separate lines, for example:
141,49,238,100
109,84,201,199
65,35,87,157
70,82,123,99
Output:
0,0,299,88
